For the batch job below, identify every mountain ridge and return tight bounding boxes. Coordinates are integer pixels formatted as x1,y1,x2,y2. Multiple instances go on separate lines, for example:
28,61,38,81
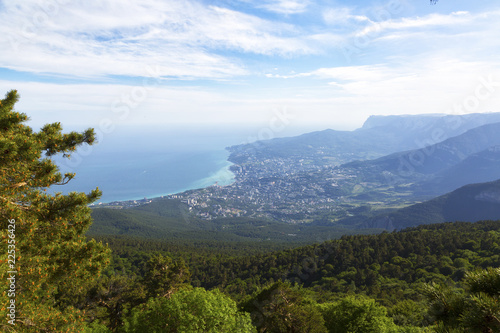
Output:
363,179,500,230
342,121,500,185
228,112,500,167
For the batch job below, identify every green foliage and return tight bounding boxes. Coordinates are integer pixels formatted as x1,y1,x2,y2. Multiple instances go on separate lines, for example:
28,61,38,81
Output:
424,267,500,332
82,274,147,330
389,299,427,327
0,90,110,331
88,220,500,331
240,281,328,333
142,253,190,298
124,288,256,333
318,295,397,333
154,220,500,300
84,321,112,333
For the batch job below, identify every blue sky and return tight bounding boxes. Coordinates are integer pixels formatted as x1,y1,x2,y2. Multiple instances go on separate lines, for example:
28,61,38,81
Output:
1,0,500,135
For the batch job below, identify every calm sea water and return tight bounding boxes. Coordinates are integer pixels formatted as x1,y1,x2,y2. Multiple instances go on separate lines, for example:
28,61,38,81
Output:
51,124,311,204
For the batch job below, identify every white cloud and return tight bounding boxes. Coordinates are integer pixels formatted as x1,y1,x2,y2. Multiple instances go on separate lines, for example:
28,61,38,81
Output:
263,55,500,122
310,65,397,82
0,0,313,79
356,11,472,38
256,0,311,15
322,7,369,26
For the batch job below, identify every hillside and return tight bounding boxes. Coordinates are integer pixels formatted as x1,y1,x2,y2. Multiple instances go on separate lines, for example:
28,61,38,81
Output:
418,145,500,195
343,121,500,180
89,199,383,244
362,179,500,230
103,219,500,309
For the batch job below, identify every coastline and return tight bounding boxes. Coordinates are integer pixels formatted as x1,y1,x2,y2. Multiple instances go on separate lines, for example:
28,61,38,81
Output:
93,153,236,207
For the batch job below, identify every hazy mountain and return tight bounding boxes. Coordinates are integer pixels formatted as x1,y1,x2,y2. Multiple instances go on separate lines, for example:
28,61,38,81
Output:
228,113,500,166
416,145,500,195
343,122,500,184
91,113,500,236
360,112,500,148
363,179,500,230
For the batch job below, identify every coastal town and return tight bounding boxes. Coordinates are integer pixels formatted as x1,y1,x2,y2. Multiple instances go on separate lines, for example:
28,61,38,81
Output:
163,149,362,222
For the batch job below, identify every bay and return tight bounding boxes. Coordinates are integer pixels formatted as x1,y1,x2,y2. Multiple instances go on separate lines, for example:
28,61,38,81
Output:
51,125,249,203
50,124,315,203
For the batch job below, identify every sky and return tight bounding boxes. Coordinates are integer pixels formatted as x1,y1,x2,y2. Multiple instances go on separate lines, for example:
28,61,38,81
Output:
1,0,500,137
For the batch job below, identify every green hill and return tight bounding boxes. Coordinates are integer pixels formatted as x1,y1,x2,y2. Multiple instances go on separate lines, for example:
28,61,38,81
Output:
89,199,382,244
418,145,500,195
343,121,500,181
362,179,500,230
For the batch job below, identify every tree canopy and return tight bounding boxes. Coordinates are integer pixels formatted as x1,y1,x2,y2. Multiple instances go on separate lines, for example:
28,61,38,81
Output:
124,287,255,333
0,90,110,332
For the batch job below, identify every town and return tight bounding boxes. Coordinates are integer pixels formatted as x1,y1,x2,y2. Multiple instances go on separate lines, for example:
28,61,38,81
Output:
166,150,361,222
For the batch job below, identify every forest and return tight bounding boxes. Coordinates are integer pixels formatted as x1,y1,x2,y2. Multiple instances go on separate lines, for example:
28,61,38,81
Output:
2,90,500,333
92,220,500,332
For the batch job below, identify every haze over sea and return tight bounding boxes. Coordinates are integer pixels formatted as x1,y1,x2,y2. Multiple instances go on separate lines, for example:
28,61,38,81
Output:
51,124,320,203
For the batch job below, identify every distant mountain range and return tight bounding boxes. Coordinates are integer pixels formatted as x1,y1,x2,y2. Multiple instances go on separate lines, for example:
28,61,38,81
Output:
228,112,500,166
428,146,500,193
225,112,500,229
342,121,500,194
363,179,500,230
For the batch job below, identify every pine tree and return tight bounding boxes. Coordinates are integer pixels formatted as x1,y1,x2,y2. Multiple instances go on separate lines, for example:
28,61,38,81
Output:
0,90,111,332
240,281,328,333
424,267,500,332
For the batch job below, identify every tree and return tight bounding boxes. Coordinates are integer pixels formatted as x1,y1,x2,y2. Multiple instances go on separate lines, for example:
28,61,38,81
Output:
124,287,256,333
240,281,328,333
424,267,500,332
389,299,427,328
0,90,110,331
82,274,146,331
318,295,398,333
142,253,190,299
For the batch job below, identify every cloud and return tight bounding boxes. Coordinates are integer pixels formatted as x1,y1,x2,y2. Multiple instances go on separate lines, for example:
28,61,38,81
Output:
356,11,472,38
255,0,311,15
2,1,500,133
322,7,369,26
0,0,313,80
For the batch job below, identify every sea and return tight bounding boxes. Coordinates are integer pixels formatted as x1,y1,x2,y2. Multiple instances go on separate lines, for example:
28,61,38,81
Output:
50,124,311,204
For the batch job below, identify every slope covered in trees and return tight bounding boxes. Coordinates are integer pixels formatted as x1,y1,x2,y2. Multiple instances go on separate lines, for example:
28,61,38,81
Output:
95,220,500,331
361,179,500,230
89,200,382,244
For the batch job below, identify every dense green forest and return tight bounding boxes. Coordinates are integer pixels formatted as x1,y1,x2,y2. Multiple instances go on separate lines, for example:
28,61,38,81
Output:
84,219,500,332
89,199,383,243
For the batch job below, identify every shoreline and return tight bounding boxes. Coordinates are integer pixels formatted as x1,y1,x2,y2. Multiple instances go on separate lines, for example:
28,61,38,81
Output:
92,156,236,207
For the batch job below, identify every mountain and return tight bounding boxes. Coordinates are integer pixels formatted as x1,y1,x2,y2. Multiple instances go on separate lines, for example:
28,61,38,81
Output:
360,112,500,145
343,122,500,187
363,179,500,230
91,113,500,236
228,113,500,166
417,145,500,195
